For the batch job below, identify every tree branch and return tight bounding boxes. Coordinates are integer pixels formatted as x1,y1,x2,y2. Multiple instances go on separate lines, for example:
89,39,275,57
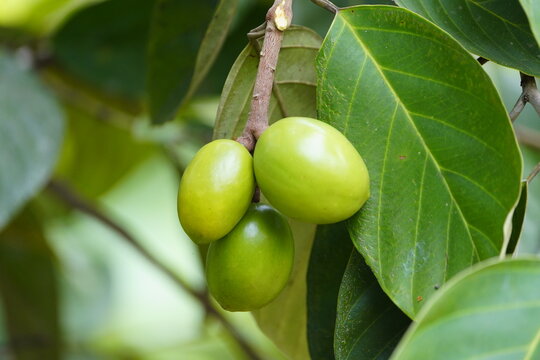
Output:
515,126,540,151
509,73,540,122
46,179,262,360
527,161,540,183
309,0,339,14
236,0,293,151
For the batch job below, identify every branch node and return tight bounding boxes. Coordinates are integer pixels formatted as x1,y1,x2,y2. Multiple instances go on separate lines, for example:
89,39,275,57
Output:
268,0,293,31
510,72,540,122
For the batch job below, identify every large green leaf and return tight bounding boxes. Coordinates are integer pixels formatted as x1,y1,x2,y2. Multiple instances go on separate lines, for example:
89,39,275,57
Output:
0,51,64,230
53,0,155,99
213,26,321,140
147,0,233,124
55,104,154,199
335,251,410,360
520,0,540,45
306,223,353,360
0,209,60,359
316,6,522,318
252,220,316,360
395,0,540,76
391,258,540,359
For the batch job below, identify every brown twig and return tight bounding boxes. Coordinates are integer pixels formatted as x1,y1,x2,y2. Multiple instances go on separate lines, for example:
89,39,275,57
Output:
236,0,293,151
527,162,540,183
309,0,339,13
515,126,540,150
46,179,262,360
509,73,540,122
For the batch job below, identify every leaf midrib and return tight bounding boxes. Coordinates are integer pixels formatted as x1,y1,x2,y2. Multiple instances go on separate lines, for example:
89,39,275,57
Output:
339,12,482,280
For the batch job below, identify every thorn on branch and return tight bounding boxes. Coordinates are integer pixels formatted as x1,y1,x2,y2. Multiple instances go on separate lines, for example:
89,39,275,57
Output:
309,0,339,14
477,57,488,65
510,73,540,122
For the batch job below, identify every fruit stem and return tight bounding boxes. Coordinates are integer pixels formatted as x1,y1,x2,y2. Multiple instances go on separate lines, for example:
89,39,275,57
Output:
236,0,293,152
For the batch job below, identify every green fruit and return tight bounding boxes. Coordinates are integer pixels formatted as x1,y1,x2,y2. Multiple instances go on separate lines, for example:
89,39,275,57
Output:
206,204,294,311
253,117,370,224
178,139,255,244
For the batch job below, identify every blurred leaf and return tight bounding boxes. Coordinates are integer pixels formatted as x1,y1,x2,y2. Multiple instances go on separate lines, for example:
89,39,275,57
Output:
147,0,232,124
336,251,410,360
0,209,60,360
506,181,528,254
196,1,269,96
520,0,540,45
55,105,154,198
391,258,540,360
213,26,321,139
0,51,64,230
189,0,239,99
53,0,155,99
306,223,353,360
252,220,316,360
317,6,522,317
395,0,540,76
0,0,100,34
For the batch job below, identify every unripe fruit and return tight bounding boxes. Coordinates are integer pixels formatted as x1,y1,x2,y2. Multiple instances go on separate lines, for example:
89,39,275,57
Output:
253,117,370,224
178,139,255,244
206,204,294,311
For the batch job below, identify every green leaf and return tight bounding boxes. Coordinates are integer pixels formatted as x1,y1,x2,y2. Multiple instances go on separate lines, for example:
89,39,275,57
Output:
307,223,353,360
520,0,540,45
213,26,321,140
252,220,316,360
395,0,540,76
506,181,528,254
335,251,411,360
391,258,540,360
0,51,64,230
53,0,154,99
147,0,234,124
0,209,60,359
316,6,522,318
187,0,239,104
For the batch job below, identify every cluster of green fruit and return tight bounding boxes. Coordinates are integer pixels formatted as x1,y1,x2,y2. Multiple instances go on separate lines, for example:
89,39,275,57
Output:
177,117,370,311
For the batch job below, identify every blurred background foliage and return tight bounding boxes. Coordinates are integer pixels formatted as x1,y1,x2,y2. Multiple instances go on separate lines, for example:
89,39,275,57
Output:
0,0,538,359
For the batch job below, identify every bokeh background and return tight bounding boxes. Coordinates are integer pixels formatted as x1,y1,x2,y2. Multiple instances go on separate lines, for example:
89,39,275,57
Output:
0,0,538,359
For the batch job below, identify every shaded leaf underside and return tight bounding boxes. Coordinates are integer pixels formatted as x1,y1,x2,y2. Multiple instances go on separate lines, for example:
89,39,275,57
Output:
335,251,410,360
